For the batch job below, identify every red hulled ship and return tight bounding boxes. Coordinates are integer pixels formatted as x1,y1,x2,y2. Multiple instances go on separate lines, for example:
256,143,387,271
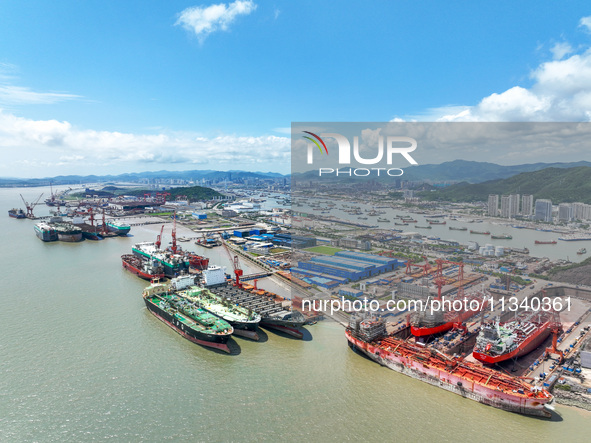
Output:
473,311,554,364
346,315,554,417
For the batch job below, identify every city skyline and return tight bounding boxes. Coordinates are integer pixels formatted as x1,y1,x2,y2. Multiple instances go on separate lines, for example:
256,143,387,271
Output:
2,2,591,177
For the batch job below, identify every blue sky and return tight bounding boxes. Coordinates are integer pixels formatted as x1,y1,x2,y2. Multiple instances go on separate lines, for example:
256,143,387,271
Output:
1,1,591,177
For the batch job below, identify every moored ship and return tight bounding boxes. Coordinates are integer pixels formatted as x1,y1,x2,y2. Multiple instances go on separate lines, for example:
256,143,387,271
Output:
491,233,512,240
203,266,306,338
132,242,190,277
34,222,58,242
346,315,554,417
8,208,26,219
142,282,233,352
121,254,165,280
470,230,490,235
106,221,131,236
473,311,553,365
172,275,261,340
52,223,83,242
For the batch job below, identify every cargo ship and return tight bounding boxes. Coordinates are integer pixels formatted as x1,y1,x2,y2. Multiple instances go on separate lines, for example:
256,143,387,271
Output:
558,235,591,241
203,266,306,338
8,208,26,219
171,275,261,340
427,220,446,225
132,242,190,277
473,312,553,365
394,222,408,226
52,223,83,242
470,230,490,235
34,222,58,242
535,240,557,245
106,221,131,236
449,226,467,231
491,233,512,240
414,225,432,229
411,291,487,337
121,254,165,280
346,315,554,417
142,282,233,352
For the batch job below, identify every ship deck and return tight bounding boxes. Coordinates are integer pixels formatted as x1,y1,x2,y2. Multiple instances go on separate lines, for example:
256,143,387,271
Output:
378,336,543,397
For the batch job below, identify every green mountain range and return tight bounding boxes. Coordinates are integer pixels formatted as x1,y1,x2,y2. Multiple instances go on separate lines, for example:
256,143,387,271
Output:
421,166,591,204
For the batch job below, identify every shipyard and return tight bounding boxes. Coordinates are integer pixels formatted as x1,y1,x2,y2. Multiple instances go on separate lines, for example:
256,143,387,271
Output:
4,3,591,440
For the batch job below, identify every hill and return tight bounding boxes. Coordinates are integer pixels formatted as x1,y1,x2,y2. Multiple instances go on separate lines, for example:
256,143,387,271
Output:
420,166,591,204
126,186,224,202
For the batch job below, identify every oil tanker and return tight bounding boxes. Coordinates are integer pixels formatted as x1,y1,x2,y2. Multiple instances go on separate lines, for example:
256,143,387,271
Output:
346,315,554,417
171,275,261,340
473,311,553,364
203,266,306,338
142,282,233,353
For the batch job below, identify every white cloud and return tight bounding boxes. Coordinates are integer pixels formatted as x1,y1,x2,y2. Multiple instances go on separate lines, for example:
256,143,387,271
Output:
550,41,573,60
435,47,591,122
579,16,591,33
0,85,81,105
0,63,80,105
0,109,290,175
176,1,257,43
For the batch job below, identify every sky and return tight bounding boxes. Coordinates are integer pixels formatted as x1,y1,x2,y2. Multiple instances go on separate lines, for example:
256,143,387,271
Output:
1,1,591,177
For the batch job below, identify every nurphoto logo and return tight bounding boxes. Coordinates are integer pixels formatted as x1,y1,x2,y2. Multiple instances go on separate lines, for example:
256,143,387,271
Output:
303,130,419,177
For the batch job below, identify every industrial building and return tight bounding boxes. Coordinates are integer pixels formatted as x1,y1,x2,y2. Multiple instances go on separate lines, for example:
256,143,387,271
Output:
295,250,402,282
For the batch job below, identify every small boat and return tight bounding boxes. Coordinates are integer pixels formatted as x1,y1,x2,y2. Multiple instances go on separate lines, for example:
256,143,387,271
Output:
577,248,587,255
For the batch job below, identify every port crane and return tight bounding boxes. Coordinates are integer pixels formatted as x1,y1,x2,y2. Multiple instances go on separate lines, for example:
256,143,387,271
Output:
405,255,432,276
155,224,165,250
171,211,178,254
220,236,243,288
20,193,44,218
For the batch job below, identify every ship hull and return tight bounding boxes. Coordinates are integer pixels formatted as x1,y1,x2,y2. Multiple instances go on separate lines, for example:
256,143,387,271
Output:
346,330,552,418
411,308,480,337
260,318,304,338
9,212,26,219
34,227,58,242
122,256,165,281
58,233,83,242
144,298,230,353
107,223,131,236
473,325,552,364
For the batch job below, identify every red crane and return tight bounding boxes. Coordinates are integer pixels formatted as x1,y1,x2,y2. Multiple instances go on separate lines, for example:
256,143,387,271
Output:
171,211,178,254
405,255,432,276
155,224,165,250
221,236,243,287
20,193,44,218
543,291,564,364
432,259,464,301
